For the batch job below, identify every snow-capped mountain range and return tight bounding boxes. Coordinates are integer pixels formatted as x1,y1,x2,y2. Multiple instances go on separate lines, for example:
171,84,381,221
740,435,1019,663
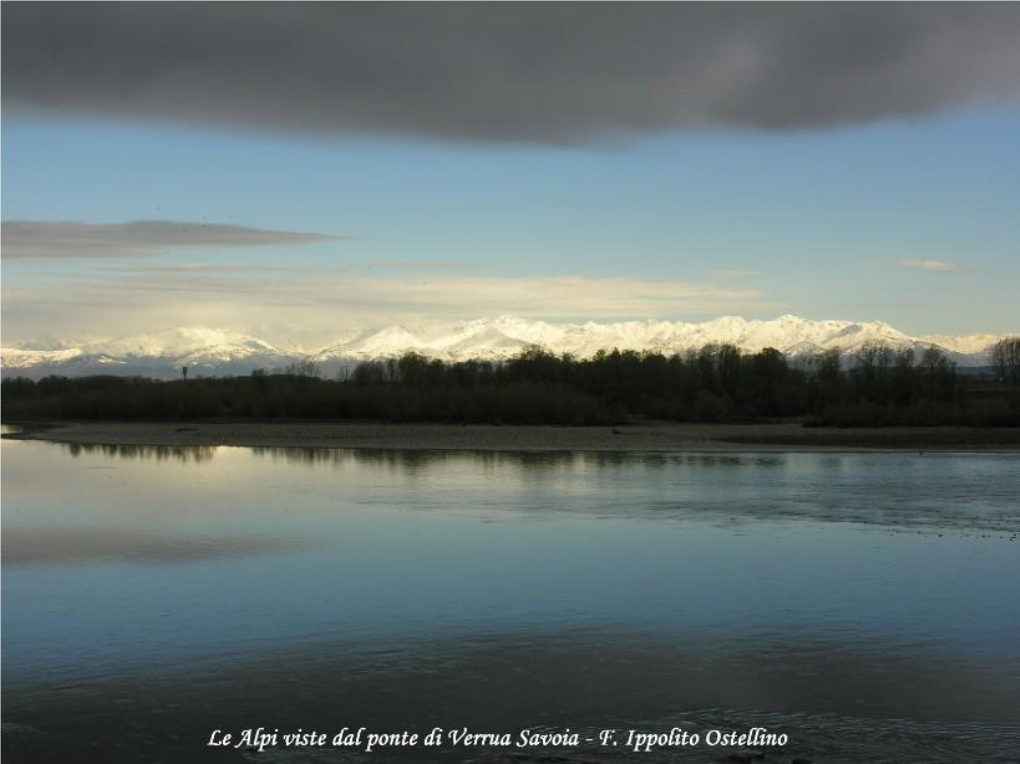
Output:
1,316,1008,379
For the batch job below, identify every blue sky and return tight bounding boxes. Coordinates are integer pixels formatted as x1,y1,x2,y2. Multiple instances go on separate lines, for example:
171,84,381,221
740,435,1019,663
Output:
4,107,1019,345
2,4,1019,347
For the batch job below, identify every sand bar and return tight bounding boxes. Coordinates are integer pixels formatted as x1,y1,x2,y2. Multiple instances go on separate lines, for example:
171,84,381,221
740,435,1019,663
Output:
6,420,1020,452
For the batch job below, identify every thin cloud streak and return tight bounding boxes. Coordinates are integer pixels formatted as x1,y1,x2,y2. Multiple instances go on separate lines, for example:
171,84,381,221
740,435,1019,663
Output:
1,220,341,260
897,258,967,274
1,272,781,348
4,4,1020,144
707,269,758,279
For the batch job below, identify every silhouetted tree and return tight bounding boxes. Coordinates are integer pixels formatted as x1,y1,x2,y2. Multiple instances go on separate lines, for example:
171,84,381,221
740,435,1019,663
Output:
991,337,1020,386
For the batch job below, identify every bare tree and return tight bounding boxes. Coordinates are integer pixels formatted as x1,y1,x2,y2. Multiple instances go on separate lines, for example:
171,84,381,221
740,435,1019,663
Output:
280,359,321,378
991,337,1020,385
855,340,893,377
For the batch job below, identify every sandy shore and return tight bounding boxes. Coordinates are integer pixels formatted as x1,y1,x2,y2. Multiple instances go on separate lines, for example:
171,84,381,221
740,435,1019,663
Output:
6,420,1020,452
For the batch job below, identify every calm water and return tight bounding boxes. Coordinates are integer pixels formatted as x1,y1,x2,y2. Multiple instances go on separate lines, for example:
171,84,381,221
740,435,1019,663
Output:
2,436,1019,762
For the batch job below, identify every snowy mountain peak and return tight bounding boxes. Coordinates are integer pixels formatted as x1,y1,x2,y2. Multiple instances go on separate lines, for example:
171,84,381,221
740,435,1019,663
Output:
90,326,282,359
2,315,1011,379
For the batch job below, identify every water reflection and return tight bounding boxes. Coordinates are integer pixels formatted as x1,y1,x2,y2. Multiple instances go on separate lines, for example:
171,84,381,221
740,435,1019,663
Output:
4,629,1019,763
246,447,790,472
31,441,1020,534
50,440,792,471
1,526,307,566
62,441,217,463
3,438,1019,763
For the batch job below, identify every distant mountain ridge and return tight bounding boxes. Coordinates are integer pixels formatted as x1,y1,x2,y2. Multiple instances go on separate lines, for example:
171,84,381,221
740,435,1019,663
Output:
1,316,1009,379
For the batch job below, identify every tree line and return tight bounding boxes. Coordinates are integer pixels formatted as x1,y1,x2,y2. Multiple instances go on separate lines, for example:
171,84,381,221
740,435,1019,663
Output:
4,338,1019,427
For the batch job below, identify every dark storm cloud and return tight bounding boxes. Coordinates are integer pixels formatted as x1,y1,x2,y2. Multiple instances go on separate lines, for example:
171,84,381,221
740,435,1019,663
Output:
1,220,339,260
3,3,1020,143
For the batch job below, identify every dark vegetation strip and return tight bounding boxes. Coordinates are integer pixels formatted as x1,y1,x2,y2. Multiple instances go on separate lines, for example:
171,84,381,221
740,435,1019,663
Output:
4,340,1020,427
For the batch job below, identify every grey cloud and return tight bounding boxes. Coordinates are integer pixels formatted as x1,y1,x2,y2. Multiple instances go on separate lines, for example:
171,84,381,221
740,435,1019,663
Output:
1,220,340,260
3,4,1020,144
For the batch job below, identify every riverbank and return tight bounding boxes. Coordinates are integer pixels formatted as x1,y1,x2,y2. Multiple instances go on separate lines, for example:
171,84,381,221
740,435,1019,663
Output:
5,420,1020,451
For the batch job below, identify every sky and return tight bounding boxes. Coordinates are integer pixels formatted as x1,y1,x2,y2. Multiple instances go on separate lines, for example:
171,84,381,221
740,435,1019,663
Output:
2,3,1020,348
